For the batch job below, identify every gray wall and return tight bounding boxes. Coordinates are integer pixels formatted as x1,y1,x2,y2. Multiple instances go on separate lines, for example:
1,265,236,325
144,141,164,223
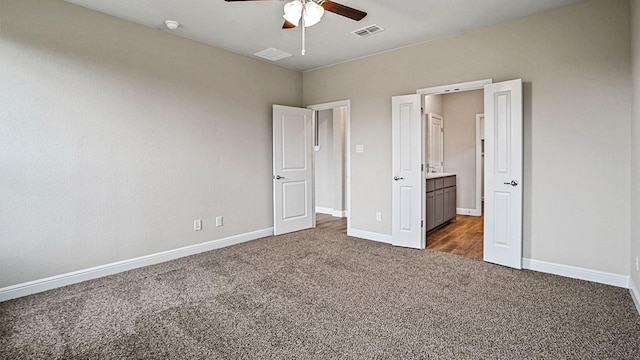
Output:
0,0,302,287
442,90,484,210
304,0,631,275
315,108,346,213
631,0,640,300
424,95,443,115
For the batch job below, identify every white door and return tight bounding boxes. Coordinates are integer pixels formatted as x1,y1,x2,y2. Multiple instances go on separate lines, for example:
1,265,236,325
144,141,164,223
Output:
427,113,444,173
273,105,314,235
391,95,425,249
483,79,523,269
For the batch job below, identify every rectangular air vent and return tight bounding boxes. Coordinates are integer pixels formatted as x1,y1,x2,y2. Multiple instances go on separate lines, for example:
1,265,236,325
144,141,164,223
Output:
254,48,292,62
352,24,384,38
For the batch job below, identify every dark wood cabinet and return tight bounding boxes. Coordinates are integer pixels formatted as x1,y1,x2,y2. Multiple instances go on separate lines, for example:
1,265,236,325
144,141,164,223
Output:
426,175,456,233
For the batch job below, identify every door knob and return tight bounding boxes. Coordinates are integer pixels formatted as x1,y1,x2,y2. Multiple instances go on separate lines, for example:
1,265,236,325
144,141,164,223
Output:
394,176,404,181
503,180,518,187
275,175,285,180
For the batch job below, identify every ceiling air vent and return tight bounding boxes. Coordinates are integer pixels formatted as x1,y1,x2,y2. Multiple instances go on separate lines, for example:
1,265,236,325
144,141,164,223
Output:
254,48,292,62
352,24,384,38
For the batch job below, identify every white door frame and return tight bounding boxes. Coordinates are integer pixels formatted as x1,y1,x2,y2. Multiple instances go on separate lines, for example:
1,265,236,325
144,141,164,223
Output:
475,113,485,216
307,100,351,233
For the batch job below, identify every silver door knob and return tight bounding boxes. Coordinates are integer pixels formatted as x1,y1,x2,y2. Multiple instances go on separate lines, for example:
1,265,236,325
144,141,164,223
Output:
275,175,285,180
394,176,404,181
503,180,518,186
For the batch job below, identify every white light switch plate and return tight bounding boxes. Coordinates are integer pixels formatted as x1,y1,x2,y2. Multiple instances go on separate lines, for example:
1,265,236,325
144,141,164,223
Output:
356,144,364,153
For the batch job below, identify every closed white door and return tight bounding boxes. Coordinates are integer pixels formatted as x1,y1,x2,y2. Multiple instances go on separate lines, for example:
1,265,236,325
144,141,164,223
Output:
273,105,314,235
427,113,444,173
483,79,523,269
391,95,425,249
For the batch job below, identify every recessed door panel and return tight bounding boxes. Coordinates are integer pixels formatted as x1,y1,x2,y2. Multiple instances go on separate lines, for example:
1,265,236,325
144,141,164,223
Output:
283,181,308,220
495,92,511,174
282,115,308,171
492,191,511,247
400,186,413,231
400,104,413,172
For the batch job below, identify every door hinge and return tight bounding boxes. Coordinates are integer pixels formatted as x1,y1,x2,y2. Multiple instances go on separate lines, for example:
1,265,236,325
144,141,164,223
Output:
421,107,424,115
421,164,424,171
421,220,424,228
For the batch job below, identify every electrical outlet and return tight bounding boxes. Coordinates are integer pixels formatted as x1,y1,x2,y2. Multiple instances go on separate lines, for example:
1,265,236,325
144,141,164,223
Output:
376,212,381,221
216,216,223,227
194,219,202,231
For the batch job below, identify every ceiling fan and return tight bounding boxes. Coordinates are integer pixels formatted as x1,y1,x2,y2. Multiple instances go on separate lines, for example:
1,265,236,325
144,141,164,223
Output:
225,0,367,55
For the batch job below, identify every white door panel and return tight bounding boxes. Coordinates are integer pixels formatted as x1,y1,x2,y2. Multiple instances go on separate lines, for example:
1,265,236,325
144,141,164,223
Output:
273,105,314,235
392,95,425,249
483,79,523,269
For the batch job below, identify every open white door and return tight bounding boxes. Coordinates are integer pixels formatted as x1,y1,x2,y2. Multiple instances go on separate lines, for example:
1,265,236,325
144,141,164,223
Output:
273,105,314,235
391,95,425,249
483,79,523,269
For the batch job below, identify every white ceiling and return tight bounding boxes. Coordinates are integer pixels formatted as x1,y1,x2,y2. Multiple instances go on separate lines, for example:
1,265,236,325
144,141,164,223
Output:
63,0,585,72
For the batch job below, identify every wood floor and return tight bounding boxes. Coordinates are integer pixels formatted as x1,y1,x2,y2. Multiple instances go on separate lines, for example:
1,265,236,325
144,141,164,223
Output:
315,213,483,260
315,213,347,232
427,214,484,260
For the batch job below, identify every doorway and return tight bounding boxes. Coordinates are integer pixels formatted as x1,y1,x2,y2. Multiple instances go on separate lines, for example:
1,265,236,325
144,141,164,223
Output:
423,89,485,259
308,100,351,235
407,78,523,269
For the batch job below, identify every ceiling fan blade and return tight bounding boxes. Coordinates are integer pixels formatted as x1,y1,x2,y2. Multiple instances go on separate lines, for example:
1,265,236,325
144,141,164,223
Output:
320,0,367,21
282,20,296,29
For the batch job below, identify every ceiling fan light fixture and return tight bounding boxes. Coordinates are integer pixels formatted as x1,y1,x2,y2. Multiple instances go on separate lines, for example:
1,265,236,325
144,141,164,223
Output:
283,0,303,27
303,1,324,27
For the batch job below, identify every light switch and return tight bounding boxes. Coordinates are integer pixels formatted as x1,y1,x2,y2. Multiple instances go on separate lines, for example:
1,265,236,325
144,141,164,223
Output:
356,144,364,153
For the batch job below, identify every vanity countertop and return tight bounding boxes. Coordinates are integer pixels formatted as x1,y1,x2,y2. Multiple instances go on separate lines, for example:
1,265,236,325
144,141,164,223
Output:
426,173,456,179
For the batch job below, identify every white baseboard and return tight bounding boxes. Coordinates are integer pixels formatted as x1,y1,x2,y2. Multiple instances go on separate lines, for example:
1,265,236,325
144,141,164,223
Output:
315,207,347,218
523,258,630,288
630,278,640,316
348,228,392,244
457,208,481,216
0,228,274,302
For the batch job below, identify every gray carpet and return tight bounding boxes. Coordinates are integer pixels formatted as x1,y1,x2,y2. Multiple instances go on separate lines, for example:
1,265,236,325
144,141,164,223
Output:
1,225,639,359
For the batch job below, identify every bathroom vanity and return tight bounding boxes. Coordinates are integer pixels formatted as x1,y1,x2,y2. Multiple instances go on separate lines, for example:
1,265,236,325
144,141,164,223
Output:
426,173,457,232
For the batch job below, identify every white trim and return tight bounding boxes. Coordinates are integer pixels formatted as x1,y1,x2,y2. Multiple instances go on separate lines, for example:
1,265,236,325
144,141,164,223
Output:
307,100,351,233
348,229,392,244
0,228,273,302
417,79,493,95
315,206,334,215
457,208,481,216
475,114,484,217
315,207,347,218
630,278,640,316
523,258,629,288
